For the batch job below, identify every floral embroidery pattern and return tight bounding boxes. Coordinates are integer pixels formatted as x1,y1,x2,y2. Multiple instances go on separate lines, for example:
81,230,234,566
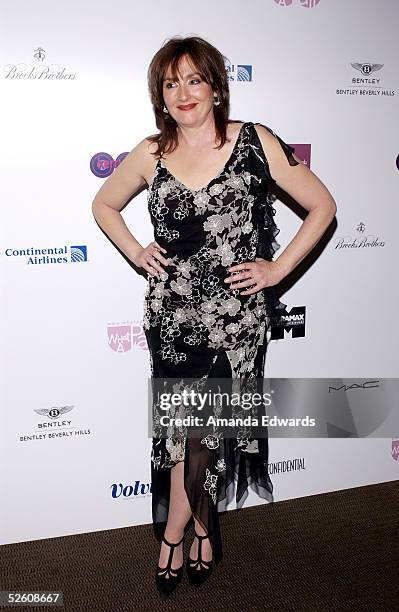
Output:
145,122,290,500
144,123,268,370
203,467,218,505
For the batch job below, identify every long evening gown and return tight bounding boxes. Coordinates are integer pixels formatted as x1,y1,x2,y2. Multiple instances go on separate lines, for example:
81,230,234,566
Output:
143,121,299,564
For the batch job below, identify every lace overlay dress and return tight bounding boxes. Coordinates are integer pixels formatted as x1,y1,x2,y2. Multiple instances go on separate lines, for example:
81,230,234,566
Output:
143,121,299,563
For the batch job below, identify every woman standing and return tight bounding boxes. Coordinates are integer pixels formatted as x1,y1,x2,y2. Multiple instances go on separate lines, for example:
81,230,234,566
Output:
92,36,336,596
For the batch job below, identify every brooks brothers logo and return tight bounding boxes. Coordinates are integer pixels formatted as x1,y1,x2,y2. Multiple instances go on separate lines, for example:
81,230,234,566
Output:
392,439,399,462
328,380,380,393
270,306,306,340
3,47,77,80
225,61,253,82
274,0,320,7
110,481,152,500
90,152,129,178
108,321,148,352
336,61,395,97
19,405,90,443
4,245,88,264
333,222,386,250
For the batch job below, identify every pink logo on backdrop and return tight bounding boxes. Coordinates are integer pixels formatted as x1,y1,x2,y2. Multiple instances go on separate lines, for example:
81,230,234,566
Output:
392,439,399,462
90,152,128,178
274,0,320,6
291,144,311,167
107,322,148,352
299,0,320,7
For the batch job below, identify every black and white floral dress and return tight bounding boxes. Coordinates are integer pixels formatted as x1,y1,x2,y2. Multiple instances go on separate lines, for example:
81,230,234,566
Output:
143,121,299,563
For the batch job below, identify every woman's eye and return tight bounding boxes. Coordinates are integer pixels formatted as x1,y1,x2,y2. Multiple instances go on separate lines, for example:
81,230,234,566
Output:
164,78,200,89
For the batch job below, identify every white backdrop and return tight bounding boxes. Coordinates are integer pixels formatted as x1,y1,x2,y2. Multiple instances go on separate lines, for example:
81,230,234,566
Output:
1,0,398,545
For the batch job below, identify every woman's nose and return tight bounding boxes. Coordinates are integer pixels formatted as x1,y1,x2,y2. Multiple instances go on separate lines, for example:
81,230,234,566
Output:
178,84,189,101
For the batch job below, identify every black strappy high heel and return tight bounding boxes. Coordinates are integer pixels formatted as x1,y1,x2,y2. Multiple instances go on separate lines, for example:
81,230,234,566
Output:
155,533,185,596
186,530,214,586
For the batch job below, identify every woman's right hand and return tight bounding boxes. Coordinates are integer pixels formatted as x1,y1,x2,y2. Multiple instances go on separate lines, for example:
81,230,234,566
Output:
132,241,170,278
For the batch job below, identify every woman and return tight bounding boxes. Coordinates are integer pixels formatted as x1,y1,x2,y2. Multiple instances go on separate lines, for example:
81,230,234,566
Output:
92,35,337,596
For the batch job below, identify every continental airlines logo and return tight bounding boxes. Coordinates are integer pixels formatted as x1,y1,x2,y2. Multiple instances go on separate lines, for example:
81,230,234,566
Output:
225,61,253,82
4,245,88,264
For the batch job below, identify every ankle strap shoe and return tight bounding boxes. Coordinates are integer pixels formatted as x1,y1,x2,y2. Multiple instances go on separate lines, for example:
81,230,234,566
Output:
186,530,214,586
155,533,185,596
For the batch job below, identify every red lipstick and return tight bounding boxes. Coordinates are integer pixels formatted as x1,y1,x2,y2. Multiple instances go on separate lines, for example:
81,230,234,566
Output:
177,103,197,111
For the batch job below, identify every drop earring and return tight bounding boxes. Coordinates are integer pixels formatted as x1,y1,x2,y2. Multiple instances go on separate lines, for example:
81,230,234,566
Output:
213,95,221,106
163,104,169,114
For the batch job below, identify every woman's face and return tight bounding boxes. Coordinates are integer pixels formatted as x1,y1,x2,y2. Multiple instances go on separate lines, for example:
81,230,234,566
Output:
162,54,215,128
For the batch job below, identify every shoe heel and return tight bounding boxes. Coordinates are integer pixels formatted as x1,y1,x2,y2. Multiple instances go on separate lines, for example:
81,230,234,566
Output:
155,533,184,596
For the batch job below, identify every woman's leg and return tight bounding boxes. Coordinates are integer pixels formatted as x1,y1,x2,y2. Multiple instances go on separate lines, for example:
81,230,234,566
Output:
157,461,191,574
190,515,213,567
185,436,215,567
157,458,213,573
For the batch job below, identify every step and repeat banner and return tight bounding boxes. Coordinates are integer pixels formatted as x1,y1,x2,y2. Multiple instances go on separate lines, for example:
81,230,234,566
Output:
1,0,398,545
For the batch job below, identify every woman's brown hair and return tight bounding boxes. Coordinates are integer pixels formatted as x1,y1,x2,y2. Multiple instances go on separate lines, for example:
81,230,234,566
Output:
147,35,231,158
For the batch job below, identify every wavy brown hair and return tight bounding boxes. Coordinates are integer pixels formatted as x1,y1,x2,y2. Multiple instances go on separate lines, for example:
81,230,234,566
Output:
147,35,231,159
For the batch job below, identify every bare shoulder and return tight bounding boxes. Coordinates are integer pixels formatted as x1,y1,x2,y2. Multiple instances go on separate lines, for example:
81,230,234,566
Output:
143,136,159,157
253,123,303,172
114,136,158,184
129,136,158,164
91,136,159,210
253,123,285,156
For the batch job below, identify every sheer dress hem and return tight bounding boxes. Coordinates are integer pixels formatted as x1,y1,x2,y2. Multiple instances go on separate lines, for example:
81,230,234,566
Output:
146,121,298,565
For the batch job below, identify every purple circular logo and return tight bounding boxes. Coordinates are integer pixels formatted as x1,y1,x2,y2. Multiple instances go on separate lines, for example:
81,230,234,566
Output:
274,0,293,5
90,152,128,178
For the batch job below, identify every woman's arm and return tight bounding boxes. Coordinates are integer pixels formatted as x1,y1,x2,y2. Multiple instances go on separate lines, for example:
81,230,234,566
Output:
224,124,337,295
91,138,169,275
254,124,337,279
92,138,151,262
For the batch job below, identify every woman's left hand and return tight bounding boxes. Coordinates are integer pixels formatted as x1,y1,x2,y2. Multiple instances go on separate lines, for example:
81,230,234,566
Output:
224,258,286,296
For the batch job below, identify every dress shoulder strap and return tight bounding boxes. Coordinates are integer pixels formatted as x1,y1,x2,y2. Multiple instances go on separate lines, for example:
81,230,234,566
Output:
248,122,299,184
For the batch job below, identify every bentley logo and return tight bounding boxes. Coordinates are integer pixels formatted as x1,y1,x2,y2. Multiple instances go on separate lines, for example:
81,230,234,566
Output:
350,63,383,76
34,406,74,419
